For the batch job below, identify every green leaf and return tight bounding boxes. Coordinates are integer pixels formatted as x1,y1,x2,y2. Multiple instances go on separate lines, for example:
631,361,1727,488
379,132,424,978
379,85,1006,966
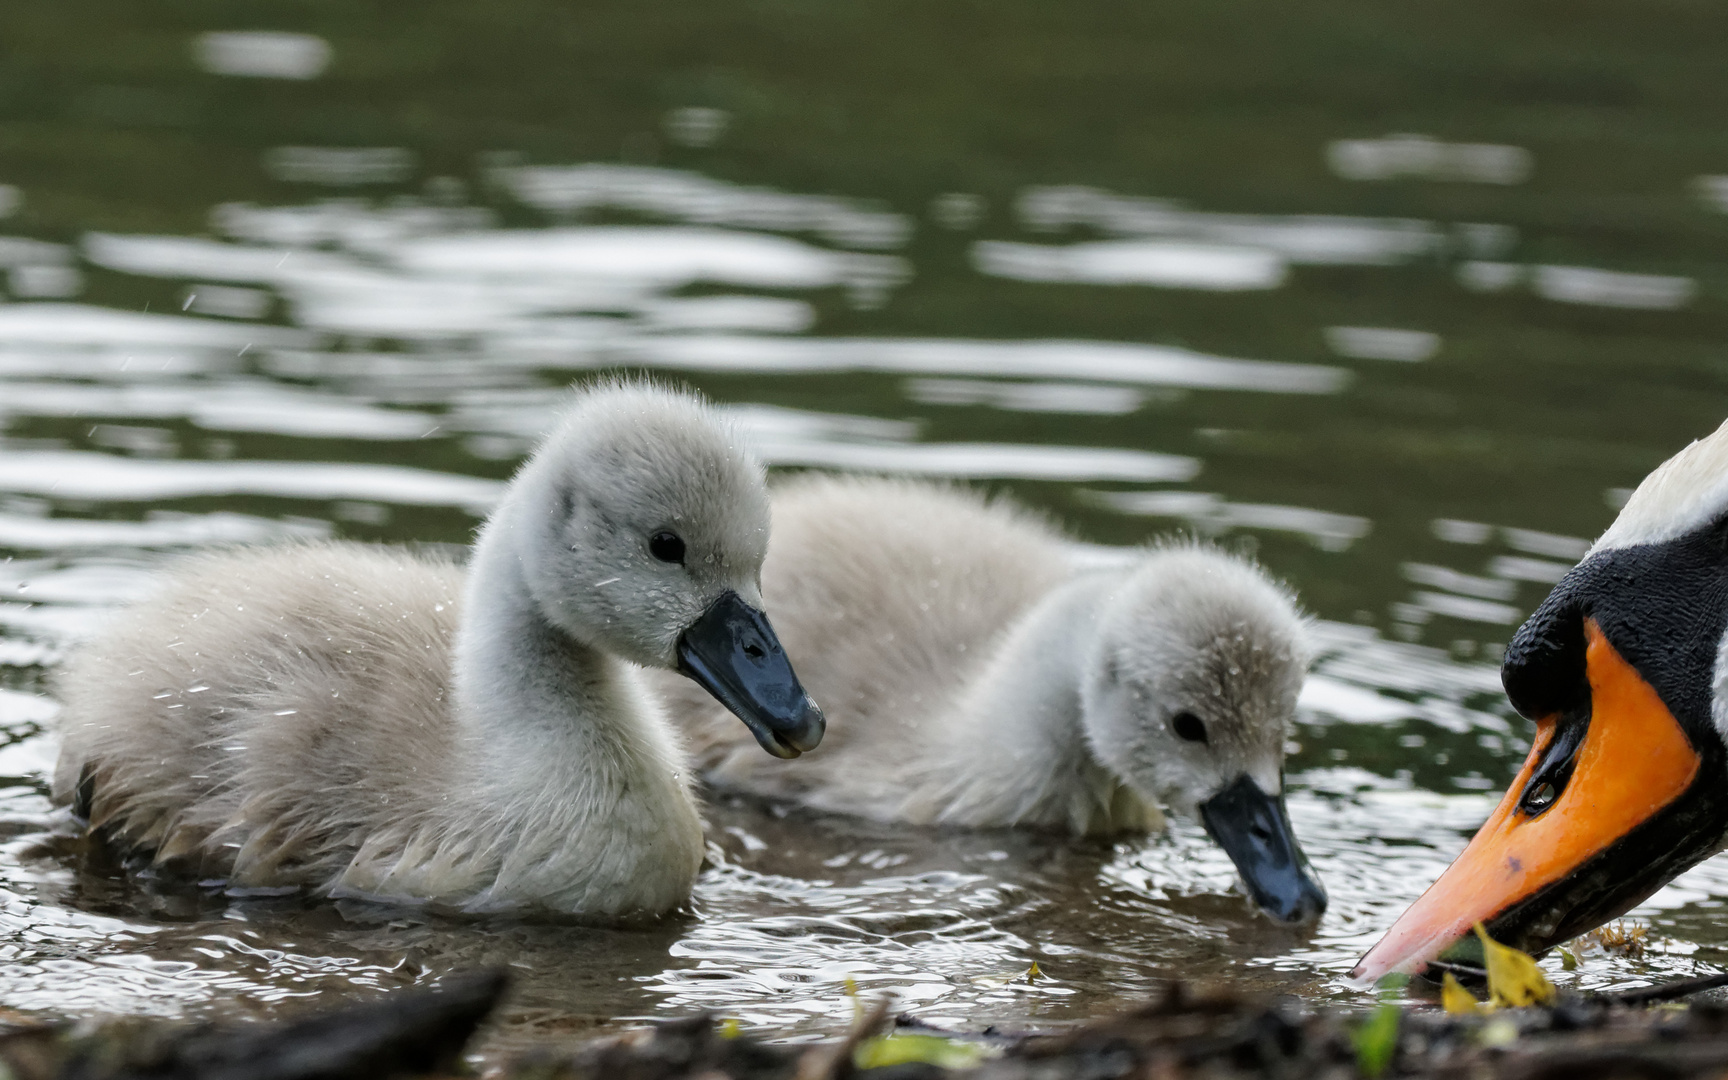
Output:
853,1033,988,1070
1353,1001,1400,1078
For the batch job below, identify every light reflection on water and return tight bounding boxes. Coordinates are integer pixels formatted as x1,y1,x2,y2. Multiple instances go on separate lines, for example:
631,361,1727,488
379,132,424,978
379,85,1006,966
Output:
3,6,1728,1041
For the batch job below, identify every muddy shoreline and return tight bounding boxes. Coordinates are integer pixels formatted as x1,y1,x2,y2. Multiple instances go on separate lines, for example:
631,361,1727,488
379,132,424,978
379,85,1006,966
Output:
9,969,1728,1080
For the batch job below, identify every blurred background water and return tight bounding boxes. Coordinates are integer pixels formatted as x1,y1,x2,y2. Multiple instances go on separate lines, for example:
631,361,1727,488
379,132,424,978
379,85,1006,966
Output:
1,0,1727,1050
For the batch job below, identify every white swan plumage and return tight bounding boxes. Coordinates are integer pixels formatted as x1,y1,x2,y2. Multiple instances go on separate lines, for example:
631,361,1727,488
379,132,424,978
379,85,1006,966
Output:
653,474,1328,924
51,383,824,920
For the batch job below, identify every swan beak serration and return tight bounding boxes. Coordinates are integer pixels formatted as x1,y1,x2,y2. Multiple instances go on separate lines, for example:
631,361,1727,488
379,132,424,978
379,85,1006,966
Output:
676,590,826,759
1199,774,1328,925
1352,618,1704,982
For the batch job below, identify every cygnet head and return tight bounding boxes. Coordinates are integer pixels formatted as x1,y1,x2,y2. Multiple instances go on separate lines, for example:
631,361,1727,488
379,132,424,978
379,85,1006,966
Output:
1080,545,1326,924
486,381,824,757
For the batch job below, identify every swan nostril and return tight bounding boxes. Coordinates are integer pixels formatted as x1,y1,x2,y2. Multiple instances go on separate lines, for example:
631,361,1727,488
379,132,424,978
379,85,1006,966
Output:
743,643,765,660
1522,780,1558,815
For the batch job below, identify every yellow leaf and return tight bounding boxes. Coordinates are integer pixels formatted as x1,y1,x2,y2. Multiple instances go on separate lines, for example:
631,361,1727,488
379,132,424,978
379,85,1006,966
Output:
1024,961,1043,984
1473,922,1556,1008
853,1033,988,1070
1440,972,1483,1015
842,977,863,1025
719,1017,741,1040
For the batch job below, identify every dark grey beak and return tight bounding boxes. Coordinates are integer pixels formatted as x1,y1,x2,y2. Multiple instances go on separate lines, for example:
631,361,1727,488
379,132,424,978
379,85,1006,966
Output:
1199,774,1328,925
676,590,825,759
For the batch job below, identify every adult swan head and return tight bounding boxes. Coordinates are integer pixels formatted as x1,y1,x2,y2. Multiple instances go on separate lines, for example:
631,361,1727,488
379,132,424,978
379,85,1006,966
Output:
1356,416,1728,980
52,382,824,919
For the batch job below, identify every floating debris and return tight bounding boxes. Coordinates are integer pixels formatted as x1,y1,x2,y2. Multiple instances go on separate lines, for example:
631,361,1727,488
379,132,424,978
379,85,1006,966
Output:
1587,920,1651,959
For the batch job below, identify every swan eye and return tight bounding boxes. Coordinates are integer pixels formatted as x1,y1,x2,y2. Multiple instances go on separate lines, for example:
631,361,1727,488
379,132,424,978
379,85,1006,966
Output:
1171,712,1208,744
649,531,686,564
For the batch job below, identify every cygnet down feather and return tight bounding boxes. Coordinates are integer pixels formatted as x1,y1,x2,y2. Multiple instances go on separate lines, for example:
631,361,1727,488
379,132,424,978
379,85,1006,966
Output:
51,383,825,920
652,474,1326,925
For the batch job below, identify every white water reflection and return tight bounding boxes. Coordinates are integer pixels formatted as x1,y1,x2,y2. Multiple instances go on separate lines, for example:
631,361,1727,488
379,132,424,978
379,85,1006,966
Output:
613,336,1347,393
1324,326,1440,362
192,31,332,80
1487,554,1573,584
974,239,1286,291
1697,176,1728,214
663,107,730,149
10,266,82,300
0,451,503,511
640,296,815,334
263,147,417,186
182,285,273,320
214,201,496,252
395,227,881,290
0,382,441,440
905,379,1149,415
1402,562,1516,602
1016,185,1451,265
0,349,219,380
1432,518,1590,560
1326,134,1533,185
1459,261,1697,310
490,163,913,250
86,225,909,333
0,511,327,551
1302,620,1508,734
0,304,306,349
1532,265,1696,310
1085,489,1371,550
758,441,1196,483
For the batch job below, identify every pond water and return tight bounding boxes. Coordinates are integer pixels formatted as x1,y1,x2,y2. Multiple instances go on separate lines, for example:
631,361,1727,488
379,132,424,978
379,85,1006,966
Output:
3,0,1728,1051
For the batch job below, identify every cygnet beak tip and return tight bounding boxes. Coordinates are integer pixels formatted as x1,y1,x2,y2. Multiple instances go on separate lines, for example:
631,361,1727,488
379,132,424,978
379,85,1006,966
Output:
1199,774,1328,927
784,700,826,753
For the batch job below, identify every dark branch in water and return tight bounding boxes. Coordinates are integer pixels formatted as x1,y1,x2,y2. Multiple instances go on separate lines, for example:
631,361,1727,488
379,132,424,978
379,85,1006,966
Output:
0,970,508,1080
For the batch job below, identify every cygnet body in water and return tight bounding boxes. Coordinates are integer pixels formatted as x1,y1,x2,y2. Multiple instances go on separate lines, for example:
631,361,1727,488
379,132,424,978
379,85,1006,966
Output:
654,474,1326,924
52,384,824,919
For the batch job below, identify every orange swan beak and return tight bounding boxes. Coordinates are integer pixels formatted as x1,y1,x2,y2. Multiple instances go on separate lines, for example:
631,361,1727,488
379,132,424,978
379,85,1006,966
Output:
1353,618,1701,982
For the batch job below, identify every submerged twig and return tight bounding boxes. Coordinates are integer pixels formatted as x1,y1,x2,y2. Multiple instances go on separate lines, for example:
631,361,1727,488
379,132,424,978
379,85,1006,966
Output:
1601,971,1728,1007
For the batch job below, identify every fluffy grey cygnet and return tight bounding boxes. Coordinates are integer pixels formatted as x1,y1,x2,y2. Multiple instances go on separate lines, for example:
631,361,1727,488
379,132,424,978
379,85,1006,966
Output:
51,383,824,920
653,474,1327,924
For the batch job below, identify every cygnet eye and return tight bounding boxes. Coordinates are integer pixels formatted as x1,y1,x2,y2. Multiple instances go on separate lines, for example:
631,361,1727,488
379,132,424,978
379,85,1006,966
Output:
649,531,687,564
1171,712,1208,744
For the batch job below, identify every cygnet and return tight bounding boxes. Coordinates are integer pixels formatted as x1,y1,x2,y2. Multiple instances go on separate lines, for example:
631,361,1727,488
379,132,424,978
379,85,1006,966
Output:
52,383,825,919
653,474,1325,924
